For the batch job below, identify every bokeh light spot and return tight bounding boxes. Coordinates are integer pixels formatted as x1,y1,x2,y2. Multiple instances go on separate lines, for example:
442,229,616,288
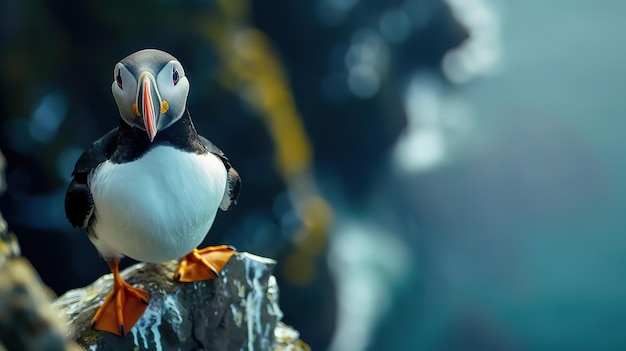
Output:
29,92,68,143
379,9,411,43
348,64,379,98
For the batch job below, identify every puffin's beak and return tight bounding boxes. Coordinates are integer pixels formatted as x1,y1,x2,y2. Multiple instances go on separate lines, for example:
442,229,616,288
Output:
137,72,162,142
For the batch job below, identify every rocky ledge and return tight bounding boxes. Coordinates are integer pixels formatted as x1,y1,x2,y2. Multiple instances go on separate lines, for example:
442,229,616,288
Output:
53,252,308,351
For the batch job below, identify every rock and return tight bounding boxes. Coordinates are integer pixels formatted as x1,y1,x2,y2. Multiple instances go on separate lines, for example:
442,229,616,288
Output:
0,213,20,268
0,257,82,351
0,149,81,351
53,253,289,351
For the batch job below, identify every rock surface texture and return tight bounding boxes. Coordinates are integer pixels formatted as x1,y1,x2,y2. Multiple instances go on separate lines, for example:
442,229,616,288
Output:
0,150,81,351
53,253,301,351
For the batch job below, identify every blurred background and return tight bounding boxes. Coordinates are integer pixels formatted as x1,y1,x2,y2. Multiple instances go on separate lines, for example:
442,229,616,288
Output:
1,0,625,350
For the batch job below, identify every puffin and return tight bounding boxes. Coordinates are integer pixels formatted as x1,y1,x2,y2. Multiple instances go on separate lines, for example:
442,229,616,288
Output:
64,49,240,336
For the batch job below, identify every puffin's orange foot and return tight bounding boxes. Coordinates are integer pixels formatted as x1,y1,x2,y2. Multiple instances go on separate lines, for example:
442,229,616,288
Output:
174,245,236,282
91,280,149,336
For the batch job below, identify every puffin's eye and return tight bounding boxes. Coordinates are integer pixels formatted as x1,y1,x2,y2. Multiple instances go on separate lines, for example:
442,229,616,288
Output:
116,70,123,89
172,69,179,85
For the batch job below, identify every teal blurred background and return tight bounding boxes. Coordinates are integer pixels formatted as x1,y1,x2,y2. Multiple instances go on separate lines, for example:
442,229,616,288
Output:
1,0,625,350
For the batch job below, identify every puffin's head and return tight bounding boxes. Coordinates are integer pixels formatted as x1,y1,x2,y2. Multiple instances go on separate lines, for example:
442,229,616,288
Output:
112,49,190,142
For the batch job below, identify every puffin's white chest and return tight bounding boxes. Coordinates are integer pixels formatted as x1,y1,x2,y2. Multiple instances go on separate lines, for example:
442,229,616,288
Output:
88,145,227,262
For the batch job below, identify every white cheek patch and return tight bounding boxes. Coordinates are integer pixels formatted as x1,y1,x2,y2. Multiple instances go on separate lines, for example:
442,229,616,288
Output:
154,62,190,127
112,65,140,125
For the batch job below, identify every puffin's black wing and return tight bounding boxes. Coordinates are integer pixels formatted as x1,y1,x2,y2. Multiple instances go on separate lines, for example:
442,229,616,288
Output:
65,128,118,228
199,135,241,211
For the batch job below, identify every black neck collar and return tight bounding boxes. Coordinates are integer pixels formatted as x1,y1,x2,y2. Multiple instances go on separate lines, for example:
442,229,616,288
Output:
111,110,207,163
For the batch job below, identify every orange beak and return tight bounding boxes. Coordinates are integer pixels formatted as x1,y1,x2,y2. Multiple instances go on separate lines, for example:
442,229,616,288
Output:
137,73,161,142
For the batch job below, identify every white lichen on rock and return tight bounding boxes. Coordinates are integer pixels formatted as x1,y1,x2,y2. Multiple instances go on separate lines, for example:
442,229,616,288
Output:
274,322,311,351
242,253,276,351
